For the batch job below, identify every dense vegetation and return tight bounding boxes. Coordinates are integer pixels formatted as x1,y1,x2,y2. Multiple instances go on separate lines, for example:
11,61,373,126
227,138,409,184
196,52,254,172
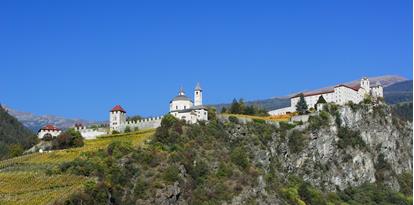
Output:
0,105,37,160
221,98,269,116
57,111,412,205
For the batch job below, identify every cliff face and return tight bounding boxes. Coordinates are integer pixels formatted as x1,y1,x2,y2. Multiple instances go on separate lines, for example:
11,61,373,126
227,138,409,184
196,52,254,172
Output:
241,102,412,193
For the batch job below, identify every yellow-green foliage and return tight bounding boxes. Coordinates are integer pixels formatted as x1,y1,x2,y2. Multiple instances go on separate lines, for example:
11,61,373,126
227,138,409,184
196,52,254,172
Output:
0,129,154,205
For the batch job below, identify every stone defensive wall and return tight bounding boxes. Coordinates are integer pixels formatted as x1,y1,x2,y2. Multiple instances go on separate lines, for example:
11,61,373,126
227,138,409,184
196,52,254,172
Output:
125,116,164,130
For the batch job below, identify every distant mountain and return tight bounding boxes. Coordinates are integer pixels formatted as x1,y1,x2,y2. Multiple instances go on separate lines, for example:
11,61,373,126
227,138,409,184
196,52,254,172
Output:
384,80,413,104
3,106,97,132
212,75,410,111
0,105,37,159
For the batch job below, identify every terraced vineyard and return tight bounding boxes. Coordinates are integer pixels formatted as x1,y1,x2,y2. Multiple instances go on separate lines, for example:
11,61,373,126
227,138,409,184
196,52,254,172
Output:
0,129,155,205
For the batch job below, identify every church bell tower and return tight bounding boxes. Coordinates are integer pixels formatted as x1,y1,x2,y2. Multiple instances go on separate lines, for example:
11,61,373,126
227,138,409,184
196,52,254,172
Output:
194,83,202,106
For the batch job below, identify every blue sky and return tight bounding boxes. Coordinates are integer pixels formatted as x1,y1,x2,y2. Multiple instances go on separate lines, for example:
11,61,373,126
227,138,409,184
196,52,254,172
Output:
0,0,412,120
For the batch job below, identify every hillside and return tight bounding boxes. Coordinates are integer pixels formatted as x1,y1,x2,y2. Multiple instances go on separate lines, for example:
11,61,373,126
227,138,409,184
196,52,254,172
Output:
0,129,153,205
43,102,411,204
3,105,98,132
384,80,413,104
0,105,37,160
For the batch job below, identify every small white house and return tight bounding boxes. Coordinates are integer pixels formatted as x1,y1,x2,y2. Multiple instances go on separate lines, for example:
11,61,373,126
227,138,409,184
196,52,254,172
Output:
37,124,62,139
169,83,208,124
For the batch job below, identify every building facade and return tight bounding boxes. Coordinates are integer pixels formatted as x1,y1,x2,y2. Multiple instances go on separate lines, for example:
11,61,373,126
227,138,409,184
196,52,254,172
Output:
269,77,383,116
169,83,208,123
37,124,62,139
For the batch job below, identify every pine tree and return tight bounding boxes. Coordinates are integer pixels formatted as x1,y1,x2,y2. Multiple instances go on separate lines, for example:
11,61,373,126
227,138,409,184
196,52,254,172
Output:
296,93,308,114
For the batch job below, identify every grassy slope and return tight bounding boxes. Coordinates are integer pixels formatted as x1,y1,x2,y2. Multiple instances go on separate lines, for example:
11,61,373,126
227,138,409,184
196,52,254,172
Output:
0,129,154,205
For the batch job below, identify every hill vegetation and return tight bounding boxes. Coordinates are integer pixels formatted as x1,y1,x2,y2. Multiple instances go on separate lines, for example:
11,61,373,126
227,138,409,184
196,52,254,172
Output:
0,105,37,160
0,129,153,205
0,98,411,204
56,102,411,205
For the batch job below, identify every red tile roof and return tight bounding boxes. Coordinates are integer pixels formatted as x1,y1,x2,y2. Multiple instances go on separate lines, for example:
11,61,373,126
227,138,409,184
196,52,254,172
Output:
110,105,126,113
334,84,361,91
292,90,334,98
291,84,361,98
40,124,60,131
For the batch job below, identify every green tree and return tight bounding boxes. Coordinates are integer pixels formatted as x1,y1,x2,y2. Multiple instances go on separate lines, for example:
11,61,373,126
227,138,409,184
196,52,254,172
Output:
124,126,131,133
296,93,308,114
230,98,242,114
8,144,23,158
52,128,84,150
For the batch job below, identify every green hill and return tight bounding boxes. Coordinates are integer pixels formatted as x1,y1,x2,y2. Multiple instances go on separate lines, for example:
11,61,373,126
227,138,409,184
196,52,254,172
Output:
0,105,37,160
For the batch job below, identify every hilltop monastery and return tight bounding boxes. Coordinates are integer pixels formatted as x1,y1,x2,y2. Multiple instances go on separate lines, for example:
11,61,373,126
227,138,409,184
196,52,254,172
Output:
269,77,383,115
38,78,383,139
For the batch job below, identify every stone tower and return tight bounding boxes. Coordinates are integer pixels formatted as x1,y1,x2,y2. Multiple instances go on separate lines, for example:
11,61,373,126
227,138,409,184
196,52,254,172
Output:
360,77,370,93
109,105,126,132
194,83,202,106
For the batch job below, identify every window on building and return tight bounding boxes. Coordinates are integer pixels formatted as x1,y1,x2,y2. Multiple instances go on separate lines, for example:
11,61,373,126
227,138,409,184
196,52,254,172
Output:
176,106,178,109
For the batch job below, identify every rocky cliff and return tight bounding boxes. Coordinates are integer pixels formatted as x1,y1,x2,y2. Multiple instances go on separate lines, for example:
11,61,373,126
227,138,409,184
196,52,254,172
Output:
251,102,412,192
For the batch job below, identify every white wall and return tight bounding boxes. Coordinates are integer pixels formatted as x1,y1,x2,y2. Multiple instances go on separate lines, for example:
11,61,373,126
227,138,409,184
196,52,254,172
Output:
170,100,193,112
38,130,62,139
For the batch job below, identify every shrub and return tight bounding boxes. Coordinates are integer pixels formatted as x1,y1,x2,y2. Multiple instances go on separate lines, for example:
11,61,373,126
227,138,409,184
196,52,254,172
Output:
230,146,249,169
288,130,307,153
337,127,366,150
163,165,180,183
124,126,131,133
279,121,296,130
107,141,132,158
308,112,330,131
298,182,327,205
189,160,209,185
216,162,233,178
397,172,412,196
228,116,239,124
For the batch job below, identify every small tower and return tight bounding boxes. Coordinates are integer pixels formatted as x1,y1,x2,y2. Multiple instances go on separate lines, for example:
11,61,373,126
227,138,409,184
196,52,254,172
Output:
194,82,202,106
109,105,126,132
360,77,370,93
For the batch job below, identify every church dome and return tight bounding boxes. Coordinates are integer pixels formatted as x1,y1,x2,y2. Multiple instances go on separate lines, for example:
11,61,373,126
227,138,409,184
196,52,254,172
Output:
170,87,192,102
172,95,191,102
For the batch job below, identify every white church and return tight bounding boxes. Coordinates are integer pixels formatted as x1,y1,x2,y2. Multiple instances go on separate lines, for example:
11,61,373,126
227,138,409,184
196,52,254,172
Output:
109,83,208,133
269,77,384,116
169,83,209,123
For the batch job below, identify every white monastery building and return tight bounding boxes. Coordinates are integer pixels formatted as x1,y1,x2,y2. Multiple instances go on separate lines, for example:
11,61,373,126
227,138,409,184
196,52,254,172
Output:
269,77,383,116
37,124,62,139
169,83,208,123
